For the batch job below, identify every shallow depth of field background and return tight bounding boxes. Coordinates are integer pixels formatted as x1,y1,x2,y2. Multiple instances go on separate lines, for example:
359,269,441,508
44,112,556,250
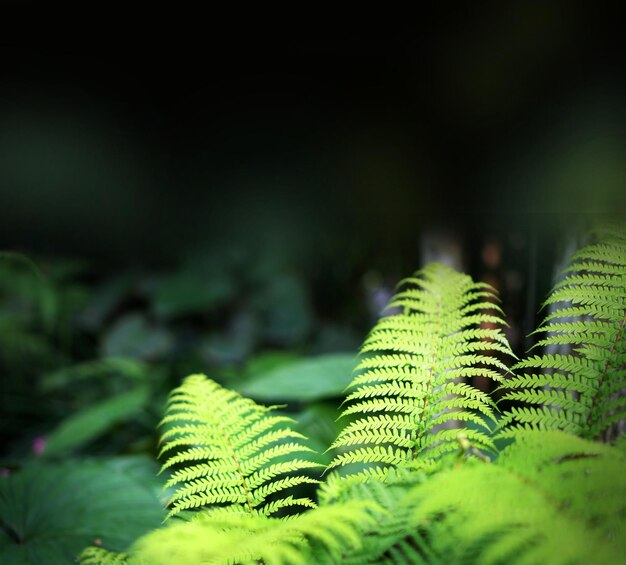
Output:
0,5,624,467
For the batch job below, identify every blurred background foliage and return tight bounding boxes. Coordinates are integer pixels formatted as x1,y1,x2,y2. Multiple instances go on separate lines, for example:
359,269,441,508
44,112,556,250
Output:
0,4,625,562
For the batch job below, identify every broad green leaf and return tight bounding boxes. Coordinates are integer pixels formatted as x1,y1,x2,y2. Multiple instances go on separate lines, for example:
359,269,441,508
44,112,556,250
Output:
151,271,234,319
240,353,356,402
0,459,164,564
44,386,150,456
41,357,148,392
101,314,172,360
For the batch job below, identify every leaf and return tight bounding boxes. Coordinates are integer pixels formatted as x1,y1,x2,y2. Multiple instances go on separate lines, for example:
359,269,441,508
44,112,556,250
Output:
101,314,172,360
41,357,149,392
253,273,313,345
80,273,137,331
151,271,234,320
44,386,150,456
0,459,164,564
239,353,357,402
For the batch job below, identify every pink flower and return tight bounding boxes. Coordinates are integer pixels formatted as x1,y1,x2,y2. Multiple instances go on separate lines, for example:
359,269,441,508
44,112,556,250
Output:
32,436,46,456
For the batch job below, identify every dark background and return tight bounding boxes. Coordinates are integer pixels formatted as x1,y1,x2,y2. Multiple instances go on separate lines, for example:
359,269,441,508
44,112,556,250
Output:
1,4,624,270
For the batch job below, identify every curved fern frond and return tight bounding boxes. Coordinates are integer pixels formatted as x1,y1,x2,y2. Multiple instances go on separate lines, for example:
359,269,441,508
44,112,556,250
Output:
159,374,320,519
329,263,514,476
406,430,626,564
500,227,626,439
129,501,378,565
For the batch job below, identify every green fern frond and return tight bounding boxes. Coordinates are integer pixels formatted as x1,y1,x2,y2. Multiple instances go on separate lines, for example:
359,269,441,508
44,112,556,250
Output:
317,460,451,564
128,501,378,565
78,547,129,564
500,227,626,439
406,430,626,564
329,263,514,476
159,374,320,519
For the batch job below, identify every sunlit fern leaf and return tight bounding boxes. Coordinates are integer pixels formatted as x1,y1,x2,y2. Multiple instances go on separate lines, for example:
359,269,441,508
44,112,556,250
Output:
328,263,514,476
499,227,626,440
159,374,320,519
405,430,626,565
128,501,378,565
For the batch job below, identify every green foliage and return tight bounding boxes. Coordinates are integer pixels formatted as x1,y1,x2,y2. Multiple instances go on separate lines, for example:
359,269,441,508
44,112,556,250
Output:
159,374,320,519
124,500,377,565
499,226,626,439
328,263,514,476
406,431,626,564
44,385,150,456
318,465,437,564
238,353,356,402
6,227,626,564
78,547,129,565
0,458,164,565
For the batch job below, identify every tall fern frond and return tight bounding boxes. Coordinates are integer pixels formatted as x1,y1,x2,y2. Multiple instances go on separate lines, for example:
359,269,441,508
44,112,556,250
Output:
500,227,626,439
328,263,514,476
159,374,320,519
405,430,626,564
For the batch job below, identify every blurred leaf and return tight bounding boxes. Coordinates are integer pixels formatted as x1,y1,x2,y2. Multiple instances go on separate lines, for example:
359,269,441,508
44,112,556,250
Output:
199,311,259,366
239,353,356,402
0,459,164,564
199,333,252,366
244,350,301,376
151,271,234,319
101,314,172,360
80,273,137,331
292,401,343,466
0,254,57,330
254,273,313,345
44,386,150,456
41,357,148,392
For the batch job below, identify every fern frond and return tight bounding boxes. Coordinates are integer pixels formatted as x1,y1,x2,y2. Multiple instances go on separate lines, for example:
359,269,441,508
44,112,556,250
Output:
129,500,378,565
500,227,626,439
159,374,320,519
406,430,626,564
329,263,514,476
318,462,447,564
78,547,129,565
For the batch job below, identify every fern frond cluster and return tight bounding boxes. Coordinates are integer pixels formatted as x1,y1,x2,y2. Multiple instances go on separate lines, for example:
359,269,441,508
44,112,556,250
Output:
406,431,626,564
76,228,626,565
500,227,626,439
329,263,514,475
159,374,320,518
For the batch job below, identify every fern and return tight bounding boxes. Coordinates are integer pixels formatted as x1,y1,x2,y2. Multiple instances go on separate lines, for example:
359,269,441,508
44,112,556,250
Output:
500,227,626,439
328,263,514,476
126,500,377,565
159,374,320,519
318,467,437,564
78,547,129,564
405,430,626,564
